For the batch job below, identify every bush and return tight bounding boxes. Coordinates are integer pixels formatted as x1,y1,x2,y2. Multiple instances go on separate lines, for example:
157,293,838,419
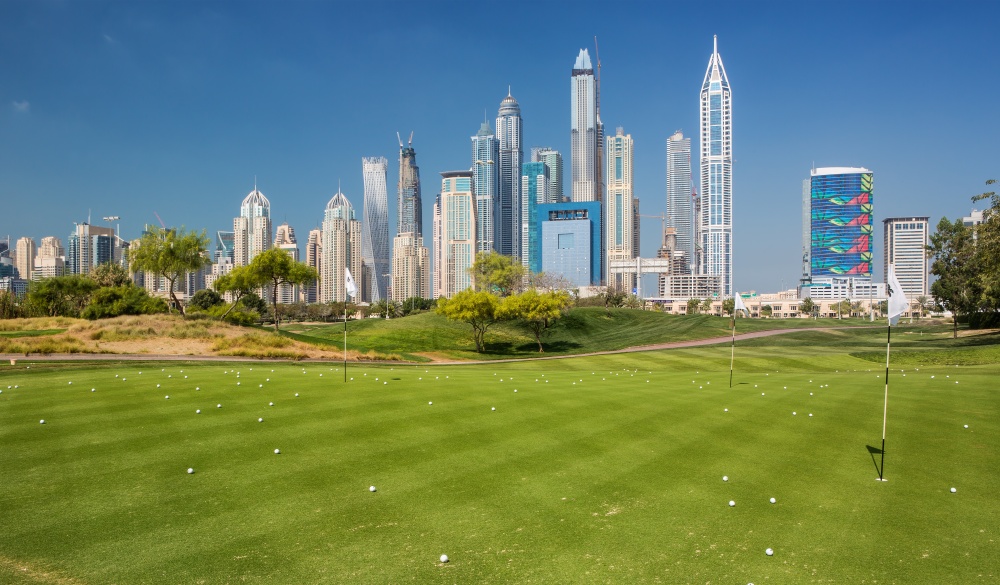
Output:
189,289,224,311
81,286,169,320
207,305,259,326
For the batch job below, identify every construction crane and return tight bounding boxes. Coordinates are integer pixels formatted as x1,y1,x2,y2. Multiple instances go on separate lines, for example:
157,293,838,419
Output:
639,213,667,236
153,211,166,229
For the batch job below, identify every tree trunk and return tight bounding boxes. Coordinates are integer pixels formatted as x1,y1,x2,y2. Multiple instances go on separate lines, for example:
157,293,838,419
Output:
272,280,280,331
535,331,544,353
953,315,958,339
220,292,244,319
167,276,185,317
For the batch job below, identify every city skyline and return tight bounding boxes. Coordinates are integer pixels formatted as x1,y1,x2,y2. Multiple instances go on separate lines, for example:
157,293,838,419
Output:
2,1,998,293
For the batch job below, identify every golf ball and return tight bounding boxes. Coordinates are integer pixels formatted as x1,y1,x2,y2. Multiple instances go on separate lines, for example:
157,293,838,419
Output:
428,402,433,405
91,389,95,392
440,554,449,563
269,402,274,406
723,476,728,482
370,486,377,492
188,468,194,474
295,393,299,397
68,382,72,385
165,396,169,400
724,408,728,412
964,424,969,429
217,404,222,408
492,407,496,411
39,419,45,424
729,500,736,507
196,409,201,414
274,449,280,454
258,418,263,423
769,497,776,504
950,487,957,493
766,548,774,556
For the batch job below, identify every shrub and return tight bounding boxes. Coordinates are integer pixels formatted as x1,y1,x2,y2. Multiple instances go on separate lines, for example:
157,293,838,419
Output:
82,286,169,320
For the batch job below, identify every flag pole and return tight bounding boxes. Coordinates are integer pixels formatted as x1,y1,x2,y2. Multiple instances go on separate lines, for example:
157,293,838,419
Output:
343,303,348,383
880,321,890,480
729,316,736,388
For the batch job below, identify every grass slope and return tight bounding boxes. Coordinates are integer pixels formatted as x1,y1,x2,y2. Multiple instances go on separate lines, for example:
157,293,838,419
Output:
1,332,997,583
284,307,841,361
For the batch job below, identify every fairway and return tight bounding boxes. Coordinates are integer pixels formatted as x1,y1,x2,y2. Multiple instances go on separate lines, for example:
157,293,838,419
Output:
1,337,997,583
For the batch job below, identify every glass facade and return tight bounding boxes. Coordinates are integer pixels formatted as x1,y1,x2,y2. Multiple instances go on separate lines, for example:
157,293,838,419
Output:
471,123,498,253
537,201,602,286
810,170,873,277
521,161,548,273
699,36,733,297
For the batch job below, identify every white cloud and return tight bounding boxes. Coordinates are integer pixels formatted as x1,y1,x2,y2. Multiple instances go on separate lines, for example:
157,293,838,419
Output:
12,100,29,113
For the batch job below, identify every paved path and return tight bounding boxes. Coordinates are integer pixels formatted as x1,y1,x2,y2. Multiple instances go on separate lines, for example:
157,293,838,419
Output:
0,326,849,366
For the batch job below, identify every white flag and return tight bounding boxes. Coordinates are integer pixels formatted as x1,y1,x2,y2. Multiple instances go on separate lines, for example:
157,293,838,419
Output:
345,267,358,298
887,265,907,326
733,293,748,316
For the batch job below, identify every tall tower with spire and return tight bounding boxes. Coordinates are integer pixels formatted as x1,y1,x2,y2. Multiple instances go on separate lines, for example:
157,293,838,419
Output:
496,88,523,258
233,182,272,267
361,157,391,303
571,48,599,203
699,35,733,296
471,120,499,253
397,132,422,237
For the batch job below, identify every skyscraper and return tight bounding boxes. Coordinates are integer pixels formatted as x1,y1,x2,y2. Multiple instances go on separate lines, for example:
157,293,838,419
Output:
666,131,695,274
397,133,422,237
432,194,443,299
15,237,36,281
273,223,300,305
439,171,476,298
571,49,599,202
320,190,362,303
471,122,499,253
234,186,272,267
392,232,430,302
303,228,322,304
807,167,874,280
531,147,564,202
33,236,65,280
361,157,391,303
496,90,523,258
699,35,733,296
215,231,235,264
521,161,550,272
606,128,636,291
883,217,928,298
67,223,116,275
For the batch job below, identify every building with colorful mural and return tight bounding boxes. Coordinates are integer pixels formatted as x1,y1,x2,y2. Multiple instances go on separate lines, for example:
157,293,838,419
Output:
806,167,873,278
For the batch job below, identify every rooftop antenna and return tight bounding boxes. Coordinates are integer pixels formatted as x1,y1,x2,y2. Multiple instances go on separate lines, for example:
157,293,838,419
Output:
254,175,257,192
508,84,511,97
714,34,718,55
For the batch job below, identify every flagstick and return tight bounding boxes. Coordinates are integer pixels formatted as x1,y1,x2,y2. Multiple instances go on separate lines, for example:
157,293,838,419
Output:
343,304,348,383
880,322,891,480
729,317,736,388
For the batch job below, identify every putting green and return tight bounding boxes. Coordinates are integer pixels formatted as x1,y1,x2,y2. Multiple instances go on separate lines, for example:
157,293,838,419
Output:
0,341,996,583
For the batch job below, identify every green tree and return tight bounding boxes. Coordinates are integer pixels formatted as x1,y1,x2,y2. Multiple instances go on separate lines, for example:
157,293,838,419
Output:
90,262,132,288
686,298,701,314
27,275,99,317
436,289,503,352
469,251,526,297
799,297,816,316
929,217,981,338
244,248,318,331
833,299,852,319
127,227,210,317
760,304,773,318
722,297,736,316
700,298,714,313
500,289,571,352
971,179,999,307
214,265,264,319
189,289,224,311
81,286,168,319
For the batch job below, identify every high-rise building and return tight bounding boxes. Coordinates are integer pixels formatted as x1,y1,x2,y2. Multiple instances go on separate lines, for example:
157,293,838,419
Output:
397,133,423,237
606,127,636,291
571,49,600,203
320,190,362,304
666,131,695,273
215,231,235,264
392,232,430,302
15,237,36,281
531,147,564,202
361,156,391,304
432,195,443,299
439,171,476,298
883,217,929,297
699,35,733,296
471,122,499,253
67,223,116,275
496,90,523,258
521,161,551,273
33,236,65,280
806,167,874,281
234,186,272,267
537,201,603,287
274,223,300,305
38,236,64,259
302,228,322,304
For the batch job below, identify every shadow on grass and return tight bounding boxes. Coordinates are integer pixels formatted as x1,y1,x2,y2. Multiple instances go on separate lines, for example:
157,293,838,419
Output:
867,444,884,477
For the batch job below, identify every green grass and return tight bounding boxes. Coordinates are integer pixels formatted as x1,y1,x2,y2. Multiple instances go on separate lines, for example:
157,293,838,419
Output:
0,329,64,338
1,331,997,583
283,307,851,361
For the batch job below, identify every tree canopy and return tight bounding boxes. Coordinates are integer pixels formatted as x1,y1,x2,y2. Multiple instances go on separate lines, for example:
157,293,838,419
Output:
929,217,981,337
436,289,503,352
244,248,318,330
500,289,571,352
127,227,210,317
469,251,526,297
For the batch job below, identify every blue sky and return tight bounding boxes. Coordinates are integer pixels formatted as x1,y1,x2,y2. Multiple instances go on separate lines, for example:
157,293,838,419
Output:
2,0,998,292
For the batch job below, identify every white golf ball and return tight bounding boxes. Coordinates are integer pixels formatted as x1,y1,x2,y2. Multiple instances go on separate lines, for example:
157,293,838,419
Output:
295,393,299,397
950,487,957,493
428,402,433,405
68,381,72,385
165,395,169,400
514,389,517,393
723,476,728,482
729,500,735,507
369,486,377,492
258,418,263,422
196,387,200,390
440,554,449,563
724,408,728,412
809,413,813,417
157,384,161,388
196,409,201,414
269,402,274,406
769,497,776,504
491,407,496,411
274,449,280,454
188,468,194,474
91,388,95,392
39,419,45,424
217,404,222,408
792,412,796,415
237,382,241,386
766,548,774,556
964,424,969,429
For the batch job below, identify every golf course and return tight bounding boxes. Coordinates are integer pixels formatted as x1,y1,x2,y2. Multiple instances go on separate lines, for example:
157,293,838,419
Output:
1,321,997,583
